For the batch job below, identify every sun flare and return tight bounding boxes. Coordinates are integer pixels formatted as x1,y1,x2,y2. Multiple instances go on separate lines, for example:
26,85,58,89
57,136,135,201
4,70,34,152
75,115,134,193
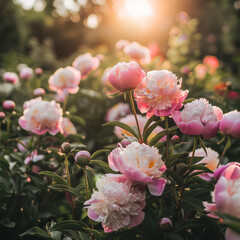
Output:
125,0,153,18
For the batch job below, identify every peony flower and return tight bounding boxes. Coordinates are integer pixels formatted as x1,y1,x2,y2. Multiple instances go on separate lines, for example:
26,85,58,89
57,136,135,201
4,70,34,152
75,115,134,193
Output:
124,42,151,64
72,53,100,79
107,61,146,92
17,137,31,152
2,100,15,111
33,88,46,97
189,147,220,181
35,68,43,76
24,150,44,164
85,174,146,232
3,72,19,84
219,110,240,138
19,97,63,135
172,98,223,139
178,11,190,25
134,70,188,117
195,64,208,79
101,67,118,95
61,117,77,137
115,39,130,50
114,114,166,143
0,112,5,119
204,163,240,240
108,142,167,196
20,67,33,80
48,66,81,96
105,103,131,122
214,162,240,181
203,55,219,71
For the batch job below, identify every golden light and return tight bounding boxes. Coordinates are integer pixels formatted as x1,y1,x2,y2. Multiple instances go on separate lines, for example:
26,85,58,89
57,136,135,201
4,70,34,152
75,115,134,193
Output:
125,0,153,18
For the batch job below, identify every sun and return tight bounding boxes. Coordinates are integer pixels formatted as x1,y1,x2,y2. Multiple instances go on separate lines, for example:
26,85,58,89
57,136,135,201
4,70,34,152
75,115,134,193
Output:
125,0,153,18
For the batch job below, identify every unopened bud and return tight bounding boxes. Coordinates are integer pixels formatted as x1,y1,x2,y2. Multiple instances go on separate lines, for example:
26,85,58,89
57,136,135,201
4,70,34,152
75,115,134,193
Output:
74,150,91,167
33,88,46,97
2,100,15,111
171,135,180,144
0,112,5,119
159,217,173,231
61,142,72,154
35,68,43,76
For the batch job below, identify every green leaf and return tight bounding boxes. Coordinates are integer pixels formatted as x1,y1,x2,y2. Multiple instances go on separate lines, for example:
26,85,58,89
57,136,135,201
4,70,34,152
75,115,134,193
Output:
143,120,161,143
165,169,183,185
189,164,213,173
149,126,178,146
103,121,139,139
143,115,158,137
50,220,86,232
20,227,53,240
48,184,85,202
82,227,104,240
183,98,195,104
91,149,110,160
198,136,207,156
90,160,115,173
108,91,121,97
68,115,86,126
39,171,68,185
164,152,189,168
182,198,204,211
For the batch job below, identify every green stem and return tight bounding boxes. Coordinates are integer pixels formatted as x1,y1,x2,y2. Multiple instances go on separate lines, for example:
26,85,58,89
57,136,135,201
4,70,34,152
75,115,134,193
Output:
7,113,11,135
83,167,89,199
0,122,2,145
189,136,197,170
220,137,230,161
128,91,143,143
165,116,169,156
62,93,69,114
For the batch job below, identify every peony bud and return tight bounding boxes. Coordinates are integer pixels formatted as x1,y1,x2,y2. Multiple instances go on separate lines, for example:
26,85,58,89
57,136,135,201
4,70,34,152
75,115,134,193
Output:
61,142,72,154
171,135,180,144
74,150,91,167
33,88,46,97
2,100,15,111
35,68,43,76
0,112,5,119
159,217,173,231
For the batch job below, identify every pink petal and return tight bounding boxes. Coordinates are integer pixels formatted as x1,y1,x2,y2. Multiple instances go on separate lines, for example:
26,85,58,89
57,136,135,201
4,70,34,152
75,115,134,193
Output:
147,178,167,196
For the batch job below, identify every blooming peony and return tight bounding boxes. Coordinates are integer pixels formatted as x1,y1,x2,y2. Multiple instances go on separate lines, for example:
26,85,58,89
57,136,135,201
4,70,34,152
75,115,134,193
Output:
134,70,188,117
3,72,19,84
219,110,240,138
85,174,146,232
20,67,33,80
105,103,131,122
61,117,77,137
204,162,240,240
171,98,223,139
101,67,118,95
108,142,167,196
19,97,63,135
124,42,151,64
107,61,146,92
114,114,166,143
115,39,130,50
48,66,81,96
189,147,220,181
72,53,100,79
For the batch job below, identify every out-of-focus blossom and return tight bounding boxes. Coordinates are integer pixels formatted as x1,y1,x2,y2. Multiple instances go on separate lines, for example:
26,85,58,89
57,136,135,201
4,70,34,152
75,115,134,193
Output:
219,110,240,138
148,43,160,59
124,42,151,64
169,27,181,36
17,138,31,152
33,88,46,97
203,55,219,72
204,162,240,240
178,11,190,25
214,81,227,94
114,114,166,143
19,97,63,135
20,67,33,80
108,61,145,92
0,83,14,96
24,150,44,164
115,39,130,50
108,142,167,196
85,174,146,232
172,98,223,139
3,72,19,84
2,100,15,111
96,54,104,61
32,165,41,174
61,117,77,137
189,147,219,181
135,70,188,117
48,66,81,96
105,103,131,122
181,66,190,74
101,67,118,95
227,91,240,99
0,112,6,119
72,53,100,79
195,64,208,79
35,68,43,76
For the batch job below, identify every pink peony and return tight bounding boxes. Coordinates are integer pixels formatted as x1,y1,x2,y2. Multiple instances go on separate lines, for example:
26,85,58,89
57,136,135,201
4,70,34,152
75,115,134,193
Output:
172,98,223,139
105,103,131,122
72,53,100,79
214,162,240,181
35,68,43,76
189,147,220,181
204,163,240,240
219,110,240,138
85,174,146,232
134,70,188,117
33,88,46,97
114,114,166,143
0,112,5,119
61,117,77,137
2,100,15,110
24,150,44,164
108,142,167,196
107,61,146,92
101,67,118,95
19,97,63,135
20,67,33,80
3,72,19,84
115,39,130,50
48,66,81,95
203,55,219,70
124,42,151,64
195,64,208,79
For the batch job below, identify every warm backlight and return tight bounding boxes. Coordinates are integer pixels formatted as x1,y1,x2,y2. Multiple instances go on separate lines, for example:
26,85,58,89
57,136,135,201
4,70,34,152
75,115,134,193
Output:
125,0,153,18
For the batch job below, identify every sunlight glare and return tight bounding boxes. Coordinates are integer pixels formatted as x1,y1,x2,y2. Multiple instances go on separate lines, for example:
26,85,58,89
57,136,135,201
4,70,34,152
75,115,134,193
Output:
125,0,153,18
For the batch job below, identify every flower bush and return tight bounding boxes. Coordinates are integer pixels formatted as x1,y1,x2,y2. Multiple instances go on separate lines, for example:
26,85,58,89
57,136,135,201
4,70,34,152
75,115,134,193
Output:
0,11,240,240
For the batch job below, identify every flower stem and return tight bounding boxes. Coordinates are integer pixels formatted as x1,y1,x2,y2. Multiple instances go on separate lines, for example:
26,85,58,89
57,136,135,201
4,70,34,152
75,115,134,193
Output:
0,122,2,145
128,91,143,143
83,167,89,199
220,136,231,161
189,136,197,170
62,93,69,114
6,113,11,135
165,116,170,156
